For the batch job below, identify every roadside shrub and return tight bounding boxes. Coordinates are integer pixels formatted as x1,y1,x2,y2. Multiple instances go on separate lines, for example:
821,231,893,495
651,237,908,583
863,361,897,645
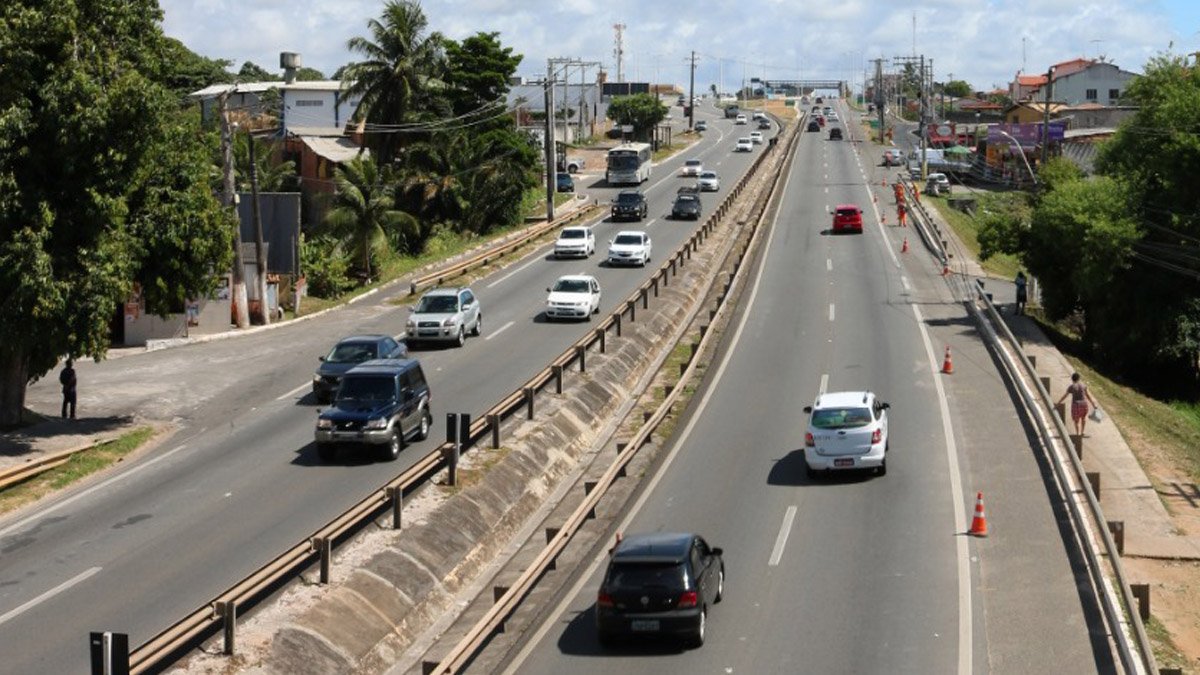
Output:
301,234,355,298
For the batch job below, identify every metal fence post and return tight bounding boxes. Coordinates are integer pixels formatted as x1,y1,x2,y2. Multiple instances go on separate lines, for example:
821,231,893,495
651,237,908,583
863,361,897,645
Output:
553,365,563,394
488,413,501,449
576,345,586,371
387,486,403,529
216,600,236,655
525,387,535,419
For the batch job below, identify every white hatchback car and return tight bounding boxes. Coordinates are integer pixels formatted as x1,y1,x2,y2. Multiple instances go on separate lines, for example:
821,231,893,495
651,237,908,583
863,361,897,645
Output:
735,137,753,152
749,131,764,144
682,158,703,176
698,171,720,191
735,114,748,125
545,274,602,321
607,231,652,267
554,226,595,259
803,391,890,477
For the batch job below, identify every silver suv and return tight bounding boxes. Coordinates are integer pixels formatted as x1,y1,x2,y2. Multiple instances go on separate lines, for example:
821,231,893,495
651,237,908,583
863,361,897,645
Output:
406,287,482,347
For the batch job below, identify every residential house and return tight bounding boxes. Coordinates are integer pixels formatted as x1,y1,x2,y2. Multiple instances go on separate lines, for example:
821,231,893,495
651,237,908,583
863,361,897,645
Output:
1010,58,1137,106
1009,73,1047,102
1003,101,1068,124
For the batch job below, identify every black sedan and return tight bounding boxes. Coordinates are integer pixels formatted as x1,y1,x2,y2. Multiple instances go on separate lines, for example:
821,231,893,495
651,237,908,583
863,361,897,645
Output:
312,334,407,403
596,532,724,648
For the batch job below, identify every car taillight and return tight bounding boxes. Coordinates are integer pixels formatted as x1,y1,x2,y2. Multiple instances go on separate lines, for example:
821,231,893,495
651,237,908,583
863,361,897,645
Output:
677,591,698,609
597,591,614,608
805,432,815,447
871,428,882,444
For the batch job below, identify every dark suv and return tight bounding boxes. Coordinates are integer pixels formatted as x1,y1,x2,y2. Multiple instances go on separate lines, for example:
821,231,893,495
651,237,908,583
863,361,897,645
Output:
314,359,432,462
611,190,648,221
596,532,724,648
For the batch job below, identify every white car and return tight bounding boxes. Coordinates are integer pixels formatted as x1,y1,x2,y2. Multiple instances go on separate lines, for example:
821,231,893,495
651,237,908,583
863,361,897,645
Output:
607,231,652,267
698,171,720,191
545,274,602,321
554,226,595,259
803,391,890,477
735,114,748,125
751,111,766,121
681,158,703,177
749,131,764,144
735,137,753,152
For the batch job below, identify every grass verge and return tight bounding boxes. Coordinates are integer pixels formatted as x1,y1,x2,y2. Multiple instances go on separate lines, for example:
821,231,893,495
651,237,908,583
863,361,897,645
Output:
1146,615,1190,671
925,194,1022,279
0,426,157,515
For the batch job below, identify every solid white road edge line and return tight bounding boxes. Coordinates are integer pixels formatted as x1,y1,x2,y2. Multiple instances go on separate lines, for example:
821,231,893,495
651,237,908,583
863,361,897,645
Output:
819,373,828,396
485,320,515,341
768,506,798,566
0,566,101,627
502,135,802,675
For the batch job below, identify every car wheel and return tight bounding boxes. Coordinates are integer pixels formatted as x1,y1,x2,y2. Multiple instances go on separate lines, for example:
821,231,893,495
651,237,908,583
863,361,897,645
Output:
317,443,335,462
877,457,887,476
455,327,465,347
597,630,615,649
416,410,431,441
381,429,402,461
688,608,706,648
715,567,725,603
472,315,482,337
806,464,817,479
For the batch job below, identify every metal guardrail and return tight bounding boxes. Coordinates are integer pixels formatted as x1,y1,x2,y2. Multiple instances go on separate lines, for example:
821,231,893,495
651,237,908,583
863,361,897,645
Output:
971,284,1155,674
125,120,783,674
0,447,76,491
432,116,802,673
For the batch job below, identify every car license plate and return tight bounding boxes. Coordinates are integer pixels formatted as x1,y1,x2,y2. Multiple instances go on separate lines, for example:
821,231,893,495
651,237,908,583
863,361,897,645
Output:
834,458,854,467
630,620,660,632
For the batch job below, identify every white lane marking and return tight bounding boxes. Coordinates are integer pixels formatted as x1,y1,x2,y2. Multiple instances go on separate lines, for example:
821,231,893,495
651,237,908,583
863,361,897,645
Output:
826,258,832,272
902,276,911,291
0,567,102,627
0,443,188,539
824,187,829,194
911,301,973,673
768,506,798,566
504,129,804,675
829,303,835,322
487,255,543,288
485,320,515,341
277,381,310,401
819,373,828,395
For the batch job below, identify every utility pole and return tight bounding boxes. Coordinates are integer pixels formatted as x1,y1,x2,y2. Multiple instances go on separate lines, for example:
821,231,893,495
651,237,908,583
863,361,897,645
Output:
247,132,270,325
219,90,249,329
920,55,928,180
1041,65,1054,168
544,61,556,222
613,24,626,83
873,58,885,143
687,50,697,130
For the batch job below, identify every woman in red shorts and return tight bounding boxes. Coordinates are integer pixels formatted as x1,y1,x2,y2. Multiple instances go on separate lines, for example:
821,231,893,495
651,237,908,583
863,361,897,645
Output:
1057,372,1098,437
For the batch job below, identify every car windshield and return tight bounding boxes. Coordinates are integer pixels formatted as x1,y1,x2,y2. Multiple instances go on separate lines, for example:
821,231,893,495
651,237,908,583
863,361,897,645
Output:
559,229,586,239
836,208,859,218
337,376,394,401
414,295,458,313
325,342,377,364
700,172,717,179
607,562,686,590
613,234,643,245
676,195,697,203
616,193,642,204
552,279,590,293
811,407,873,429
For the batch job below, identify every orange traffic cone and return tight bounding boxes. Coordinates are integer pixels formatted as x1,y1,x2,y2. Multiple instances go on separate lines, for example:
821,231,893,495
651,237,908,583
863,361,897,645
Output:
901,238,908,253
942,346,954,374
968,492,988,537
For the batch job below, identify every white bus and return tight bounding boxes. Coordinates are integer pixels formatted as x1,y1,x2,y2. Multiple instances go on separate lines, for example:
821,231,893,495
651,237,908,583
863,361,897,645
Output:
606,142,653,185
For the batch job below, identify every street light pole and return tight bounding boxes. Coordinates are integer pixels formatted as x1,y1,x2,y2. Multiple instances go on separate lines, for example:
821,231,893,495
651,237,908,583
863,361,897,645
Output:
994,129,1037,186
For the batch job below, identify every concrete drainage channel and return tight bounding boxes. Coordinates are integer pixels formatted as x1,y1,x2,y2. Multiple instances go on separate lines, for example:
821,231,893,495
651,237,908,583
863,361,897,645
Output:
163,123,799,675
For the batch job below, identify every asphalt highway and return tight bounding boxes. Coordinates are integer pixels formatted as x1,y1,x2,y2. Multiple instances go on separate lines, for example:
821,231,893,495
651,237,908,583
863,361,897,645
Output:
0,100,773,674
501,99,1108,674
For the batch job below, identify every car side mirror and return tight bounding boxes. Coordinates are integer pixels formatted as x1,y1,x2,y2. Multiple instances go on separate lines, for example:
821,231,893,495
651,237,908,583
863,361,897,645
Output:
546,287,551,293
803,406,813,413
318,356,326,362
881,402,890,410
711,547,723,557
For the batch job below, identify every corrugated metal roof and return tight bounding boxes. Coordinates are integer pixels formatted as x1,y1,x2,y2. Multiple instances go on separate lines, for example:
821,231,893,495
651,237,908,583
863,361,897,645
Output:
190,80,352,99
298,136,367,164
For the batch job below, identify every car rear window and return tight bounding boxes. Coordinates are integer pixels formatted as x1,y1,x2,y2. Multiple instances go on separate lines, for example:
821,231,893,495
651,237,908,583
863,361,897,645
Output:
811,407,873,429
606,562,686,590
836,208,860,218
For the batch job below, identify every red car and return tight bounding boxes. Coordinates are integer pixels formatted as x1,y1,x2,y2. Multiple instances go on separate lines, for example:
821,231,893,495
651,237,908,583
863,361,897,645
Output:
832,204,864,233
815,115,826,127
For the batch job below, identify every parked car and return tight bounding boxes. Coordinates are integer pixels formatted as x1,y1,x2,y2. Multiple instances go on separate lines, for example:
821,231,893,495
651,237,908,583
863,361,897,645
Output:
595,532,724,648
829,127,843,140
749,131,764,144
559,155,586,173
672,187,702,220
807,120,821,132
607,230,652,267
698,171,720,192
832,204,864,233
406,287,482,347
803,391,890,477
681,158,703,176
882,148,905,166
312,335,407,403
735,137,753,152
556,172,575,192
314,358,432,462
554,226,595,259
611,190,648,221
545,274,602,321
734,113,748,125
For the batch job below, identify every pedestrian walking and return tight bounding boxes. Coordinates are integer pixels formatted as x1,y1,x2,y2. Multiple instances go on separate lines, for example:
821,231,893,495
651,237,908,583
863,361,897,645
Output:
1014,271,1028,315
59,359,77,420
1056,372,1098,437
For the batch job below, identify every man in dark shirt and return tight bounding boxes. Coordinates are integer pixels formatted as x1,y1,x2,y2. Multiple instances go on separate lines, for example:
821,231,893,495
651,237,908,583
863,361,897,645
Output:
59,359,76,419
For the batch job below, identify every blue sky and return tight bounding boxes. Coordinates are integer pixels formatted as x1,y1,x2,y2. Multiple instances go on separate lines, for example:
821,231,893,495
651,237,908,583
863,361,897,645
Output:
161,0,1200,94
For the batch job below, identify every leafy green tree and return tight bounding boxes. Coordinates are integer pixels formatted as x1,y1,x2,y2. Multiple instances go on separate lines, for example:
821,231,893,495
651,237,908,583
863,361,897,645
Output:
300,234,354,298
153,37,233,96
233,135,297,192
295,66,326,81
342,0,447,165
238,60,279,82
941,80,973,98
395,133,470,244
0,0,234,425
323,156,416,278
606,93,667,141
456,128,539,235
444,32,522,128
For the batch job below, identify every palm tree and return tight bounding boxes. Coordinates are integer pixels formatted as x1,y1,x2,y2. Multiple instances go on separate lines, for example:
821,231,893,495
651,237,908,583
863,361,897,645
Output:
324,156,416,279
233,135,297,192
342,1,447,165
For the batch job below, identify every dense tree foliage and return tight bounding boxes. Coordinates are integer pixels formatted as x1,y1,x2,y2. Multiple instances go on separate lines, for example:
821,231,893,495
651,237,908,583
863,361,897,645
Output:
606,93,668,141
941,80,973,98
0,0,234,425
324,156,415,279
238,61,279,82
444,31,521,129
